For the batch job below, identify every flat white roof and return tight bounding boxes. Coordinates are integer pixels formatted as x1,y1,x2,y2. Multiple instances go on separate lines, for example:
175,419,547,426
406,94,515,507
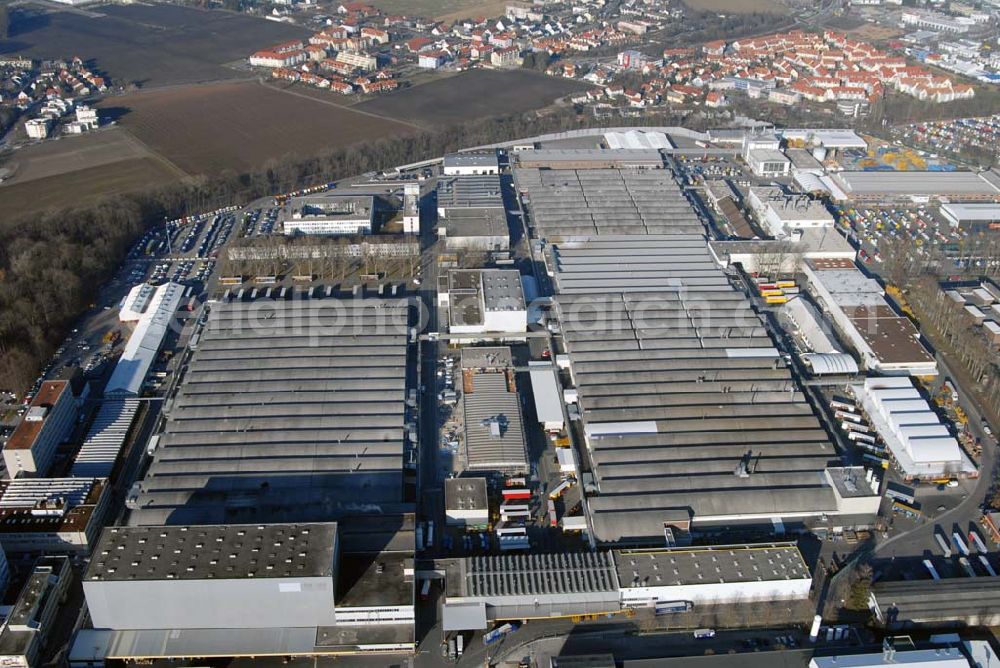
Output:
810,648,969,668
528,362,564,428
106,282,184,396
780,128,868,149
941,202,1000,221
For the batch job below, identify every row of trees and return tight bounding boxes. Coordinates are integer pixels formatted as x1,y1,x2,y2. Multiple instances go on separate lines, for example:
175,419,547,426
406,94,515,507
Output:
0,106,691,392
908,275,1000,415
878,236,1000,426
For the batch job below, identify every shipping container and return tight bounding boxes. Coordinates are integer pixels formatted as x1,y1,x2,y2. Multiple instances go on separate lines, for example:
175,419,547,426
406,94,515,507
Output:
765,296,788,304
502,488,532,501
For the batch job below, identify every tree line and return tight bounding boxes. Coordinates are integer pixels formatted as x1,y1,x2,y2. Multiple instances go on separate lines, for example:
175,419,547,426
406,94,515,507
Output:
0,106,692,392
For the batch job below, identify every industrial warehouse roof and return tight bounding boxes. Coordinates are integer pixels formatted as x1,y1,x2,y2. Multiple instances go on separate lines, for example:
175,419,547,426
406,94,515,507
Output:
801,353,859,375
854,377,972,477
86,523,337,581
810,648,970,668
515,168,701,238
779,129,868,149
831,171,1000,197
443,152,499,169
448,269,525,329
106,282,184,396
805,260,936,371
437,175,504,210
870,577,1000,627
515,149,664,170
462,372,528,473
549,236,730,293
445,477,488,512
128,299,411,526
439,207,509,240
556,290,840,542
614,543,809,589
604,130,674,150
459,552,619,597
461,346,512,369
71,399,141,478
528,362,563,428
940,202,1000,221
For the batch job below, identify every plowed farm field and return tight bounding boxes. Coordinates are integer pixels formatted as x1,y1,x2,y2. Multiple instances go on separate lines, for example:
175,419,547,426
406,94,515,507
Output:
98,81,416,175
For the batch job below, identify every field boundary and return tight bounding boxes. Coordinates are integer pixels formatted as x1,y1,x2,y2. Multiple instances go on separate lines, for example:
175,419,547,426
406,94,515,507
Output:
258,79,426,130
117,127,192,180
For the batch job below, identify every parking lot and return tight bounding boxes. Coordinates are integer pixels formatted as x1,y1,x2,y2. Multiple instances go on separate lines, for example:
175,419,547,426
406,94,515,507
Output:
833,204,965,264
893,115,1000,165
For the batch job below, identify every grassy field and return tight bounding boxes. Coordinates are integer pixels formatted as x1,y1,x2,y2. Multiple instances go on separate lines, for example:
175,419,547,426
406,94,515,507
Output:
0,128,182,184
847,24,904,42
98,81,417,175
366,0,507,20
356,70,591,126
0,157,182,215
682,0,784,13
2,4,307,86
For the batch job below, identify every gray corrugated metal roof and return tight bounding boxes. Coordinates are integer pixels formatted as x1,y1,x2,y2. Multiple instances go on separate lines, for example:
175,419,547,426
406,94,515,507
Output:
615,542,809,588
462,552,619,597
131,299,412,525
516,169,701,238
834,171,1000,196
462,373,528,473
556,290,841,542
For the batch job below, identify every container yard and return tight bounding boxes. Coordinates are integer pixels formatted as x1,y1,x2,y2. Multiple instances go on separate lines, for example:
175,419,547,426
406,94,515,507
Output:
894,115,1000,162
833,205,966,262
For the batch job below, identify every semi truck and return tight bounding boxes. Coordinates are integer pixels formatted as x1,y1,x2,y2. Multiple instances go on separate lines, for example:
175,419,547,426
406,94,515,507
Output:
483,623,519,646
953,531,970,556
935,532,953,558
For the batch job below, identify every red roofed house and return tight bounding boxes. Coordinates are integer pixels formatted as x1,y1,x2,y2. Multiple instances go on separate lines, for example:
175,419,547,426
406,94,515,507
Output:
703,40,726,56
407,37,434,52
249,49,308,68
705,90,728,107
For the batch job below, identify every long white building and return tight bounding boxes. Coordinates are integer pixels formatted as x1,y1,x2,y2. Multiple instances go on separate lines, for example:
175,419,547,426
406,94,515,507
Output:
106,282,184,396
281,195,375,236
853,376,975,480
